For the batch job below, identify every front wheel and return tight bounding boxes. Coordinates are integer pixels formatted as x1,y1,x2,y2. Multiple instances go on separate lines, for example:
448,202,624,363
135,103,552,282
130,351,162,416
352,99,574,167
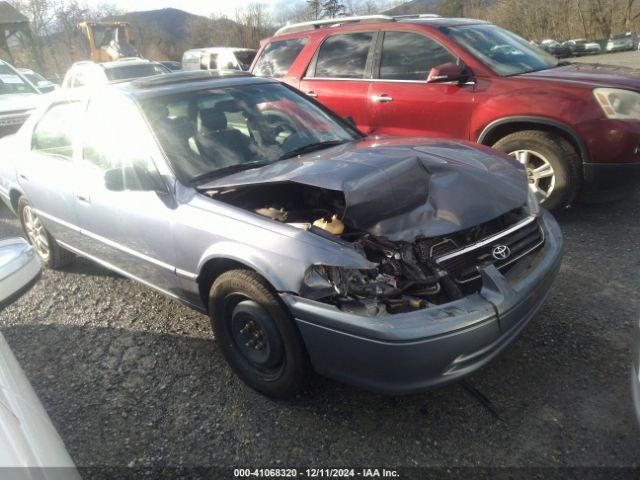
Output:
492,130,581,210
209,269,309,398
18,197,73,269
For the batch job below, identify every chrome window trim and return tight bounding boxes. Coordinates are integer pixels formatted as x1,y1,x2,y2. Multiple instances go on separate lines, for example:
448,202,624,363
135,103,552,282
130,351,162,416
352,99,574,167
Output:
434,215,537,264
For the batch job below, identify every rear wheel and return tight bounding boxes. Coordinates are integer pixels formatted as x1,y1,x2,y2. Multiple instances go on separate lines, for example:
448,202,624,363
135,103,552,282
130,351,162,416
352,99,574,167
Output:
18,197,73,269
209,269,308,398
492,130,581,210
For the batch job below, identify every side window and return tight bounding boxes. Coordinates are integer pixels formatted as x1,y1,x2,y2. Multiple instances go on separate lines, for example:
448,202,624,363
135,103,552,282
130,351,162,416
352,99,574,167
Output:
313,32,374,79
31,102,83,158
82,94,159,190
379,31,458,81
253,38,308,78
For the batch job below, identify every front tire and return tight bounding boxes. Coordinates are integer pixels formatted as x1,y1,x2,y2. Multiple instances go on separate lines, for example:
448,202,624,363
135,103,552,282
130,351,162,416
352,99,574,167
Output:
209,269,309,398
492,130,581,210
18,197,73,269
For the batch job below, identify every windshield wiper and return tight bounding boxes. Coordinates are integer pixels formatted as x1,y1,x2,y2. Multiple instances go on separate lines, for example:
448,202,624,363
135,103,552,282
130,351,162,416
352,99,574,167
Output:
190,161,269,186
279,140,347,160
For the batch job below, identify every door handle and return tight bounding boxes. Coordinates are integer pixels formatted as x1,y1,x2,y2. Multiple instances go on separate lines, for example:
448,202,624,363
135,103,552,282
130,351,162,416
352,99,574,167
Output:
306,91,318,98
75,193,91,203
372,94,393,103
18,174,28,181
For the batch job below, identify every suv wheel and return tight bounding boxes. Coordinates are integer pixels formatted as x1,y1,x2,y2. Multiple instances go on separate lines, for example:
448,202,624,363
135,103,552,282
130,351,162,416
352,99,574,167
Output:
209,269,309,398
492,130,581,210
18,197,73,269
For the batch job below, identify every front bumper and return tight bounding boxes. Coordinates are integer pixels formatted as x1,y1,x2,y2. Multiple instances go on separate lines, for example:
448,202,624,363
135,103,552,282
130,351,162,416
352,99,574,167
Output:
281,211,564,394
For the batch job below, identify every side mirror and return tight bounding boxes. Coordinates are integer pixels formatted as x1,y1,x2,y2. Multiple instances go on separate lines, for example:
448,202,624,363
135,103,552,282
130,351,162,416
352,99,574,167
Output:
0,238,42,310
427,62,467,84
104,163,167,193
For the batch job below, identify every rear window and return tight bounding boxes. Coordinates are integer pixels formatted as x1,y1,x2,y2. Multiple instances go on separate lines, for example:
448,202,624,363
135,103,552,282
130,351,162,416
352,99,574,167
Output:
253,38,308,78
313,32,374,79
105,63,168,81
0,64,36,94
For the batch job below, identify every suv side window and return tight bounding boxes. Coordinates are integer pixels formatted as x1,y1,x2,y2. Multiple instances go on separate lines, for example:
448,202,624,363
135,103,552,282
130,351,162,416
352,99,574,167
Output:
253,38,308,78
31,102,83,158
314,32,374,79
379,31,457,81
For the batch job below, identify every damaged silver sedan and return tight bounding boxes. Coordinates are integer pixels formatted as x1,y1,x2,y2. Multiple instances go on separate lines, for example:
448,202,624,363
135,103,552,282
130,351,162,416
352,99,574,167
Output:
0,71,564,397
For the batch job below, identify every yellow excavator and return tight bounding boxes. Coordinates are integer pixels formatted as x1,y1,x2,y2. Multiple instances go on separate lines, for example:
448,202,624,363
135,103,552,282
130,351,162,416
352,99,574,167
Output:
79,21,141,62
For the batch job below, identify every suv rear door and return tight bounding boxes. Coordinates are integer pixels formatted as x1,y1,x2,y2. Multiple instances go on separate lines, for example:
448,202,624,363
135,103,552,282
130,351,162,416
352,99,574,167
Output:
298,31,375,132
367,30,475,138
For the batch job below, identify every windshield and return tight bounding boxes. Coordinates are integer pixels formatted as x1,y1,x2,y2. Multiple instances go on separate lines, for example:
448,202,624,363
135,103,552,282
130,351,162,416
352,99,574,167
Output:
140,83,359,184
105,63,169,81
234,51,257,70
442,24,560,76
0,64,37,95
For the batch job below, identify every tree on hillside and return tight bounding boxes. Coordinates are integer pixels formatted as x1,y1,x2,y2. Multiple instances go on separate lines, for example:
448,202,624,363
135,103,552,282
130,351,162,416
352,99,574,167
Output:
322,0,345,17
307,0,321,19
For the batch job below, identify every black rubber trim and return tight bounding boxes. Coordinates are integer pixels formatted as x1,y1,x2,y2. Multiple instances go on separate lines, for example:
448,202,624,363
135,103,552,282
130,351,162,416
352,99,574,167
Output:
477,115,590,164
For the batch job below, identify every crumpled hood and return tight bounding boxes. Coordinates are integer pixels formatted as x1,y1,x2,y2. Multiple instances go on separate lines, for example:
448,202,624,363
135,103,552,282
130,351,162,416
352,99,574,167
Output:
0,93,41,115
200,137,527,241
521,63,640,90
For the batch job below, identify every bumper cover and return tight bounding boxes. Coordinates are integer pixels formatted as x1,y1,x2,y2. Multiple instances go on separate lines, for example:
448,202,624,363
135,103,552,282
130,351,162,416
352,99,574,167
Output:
281,211,564,394
582,162,640,202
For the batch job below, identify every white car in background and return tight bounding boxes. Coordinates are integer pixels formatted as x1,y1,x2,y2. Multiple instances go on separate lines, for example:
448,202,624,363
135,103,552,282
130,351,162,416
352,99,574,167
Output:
0,237,79,478
0,60,44,138
17,68,59,94
62,58,170,88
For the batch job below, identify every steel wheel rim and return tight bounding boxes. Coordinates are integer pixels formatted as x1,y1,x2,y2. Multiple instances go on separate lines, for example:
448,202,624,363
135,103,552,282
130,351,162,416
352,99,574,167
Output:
223,293,285,380
22,205,50,261
509,149,556,203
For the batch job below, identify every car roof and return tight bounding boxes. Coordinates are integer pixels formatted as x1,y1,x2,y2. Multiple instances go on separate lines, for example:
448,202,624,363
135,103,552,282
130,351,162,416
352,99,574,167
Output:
113,70,278,100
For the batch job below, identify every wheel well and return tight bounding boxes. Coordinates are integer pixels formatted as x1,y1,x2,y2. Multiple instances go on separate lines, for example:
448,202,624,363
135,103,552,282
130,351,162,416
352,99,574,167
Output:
9,190,22,213
479,122,585,163
197,258,253,311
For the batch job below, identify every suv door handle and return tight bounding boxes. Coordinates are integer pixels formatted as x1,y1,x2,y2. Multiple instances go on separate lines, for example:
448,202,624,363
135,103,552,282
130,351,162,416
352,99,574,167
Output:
76,193,91,203
372,94,393,103
306,91,318,98
18,174,28,181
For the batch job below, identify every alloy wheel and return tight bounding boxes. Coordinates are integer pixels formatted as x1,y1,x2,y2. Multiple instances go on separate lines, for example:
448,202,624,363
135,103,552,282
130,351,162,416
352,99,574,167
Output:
22,205,50,261
509,149,556,203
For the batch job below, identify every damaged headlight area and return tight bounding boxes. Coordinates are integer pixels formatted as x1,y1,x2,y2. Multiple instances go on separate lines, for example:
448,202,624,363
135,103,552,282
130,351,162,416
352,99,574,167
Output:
207,183,545,316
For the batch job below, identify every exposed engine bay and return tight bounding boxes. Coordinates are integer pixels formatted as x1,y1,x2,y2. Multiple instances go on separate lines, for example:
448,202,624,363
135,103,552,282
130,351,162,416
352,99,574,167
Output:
207,182,544,316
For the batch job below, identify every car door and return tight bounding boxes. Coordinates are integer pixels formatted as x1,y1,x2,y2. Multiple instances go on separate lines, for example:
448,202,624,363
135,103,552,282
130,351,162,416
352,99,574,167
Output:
73,91,179,294
16,100,84,245
299,31,375,133
368,30,475,138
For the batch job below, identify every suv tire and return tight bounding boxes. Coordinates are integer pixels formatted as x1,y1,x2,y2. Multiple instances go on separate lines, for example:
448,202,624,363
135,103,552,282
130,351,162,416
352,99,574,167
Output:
209,269,309,398
492,130,581,210
18,197,74,269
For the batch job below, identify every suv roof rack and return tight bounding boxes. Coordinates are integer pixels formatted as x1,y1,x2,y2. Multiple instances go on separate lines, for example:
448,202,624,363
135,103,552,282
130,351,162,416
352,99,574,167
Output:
274,13,442,36
132,69,253,88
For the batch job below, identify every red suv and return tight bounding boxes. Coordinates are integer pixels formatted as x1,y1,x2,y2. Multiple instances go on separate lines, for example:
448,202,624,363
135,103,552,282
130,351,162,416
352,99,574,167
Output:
251,15,640,209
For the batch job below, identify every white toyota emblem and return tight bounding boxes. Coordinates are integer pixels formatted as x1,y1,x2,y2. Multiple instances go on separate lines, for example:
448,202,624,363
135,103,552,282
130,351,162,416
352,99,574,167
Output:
492,245,511,260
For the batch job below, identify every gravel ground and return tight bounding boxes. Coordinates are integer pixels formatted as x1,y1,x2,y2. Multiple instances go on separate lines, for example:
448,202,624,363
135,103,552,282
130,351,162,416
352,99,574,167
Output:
1,54,640,471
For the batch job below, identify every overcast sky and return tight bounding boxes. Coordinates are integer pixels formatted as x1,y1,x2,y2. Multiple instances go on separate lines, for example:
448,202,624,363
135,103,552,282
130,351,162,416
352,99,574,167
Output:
85,0,282,17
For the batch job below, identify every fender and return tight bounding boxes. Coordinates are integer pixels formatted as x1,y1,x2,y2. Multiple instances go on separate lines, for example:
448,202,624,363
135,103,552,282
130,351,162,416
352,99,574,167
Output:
196,241,310,294
476,115,590,164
